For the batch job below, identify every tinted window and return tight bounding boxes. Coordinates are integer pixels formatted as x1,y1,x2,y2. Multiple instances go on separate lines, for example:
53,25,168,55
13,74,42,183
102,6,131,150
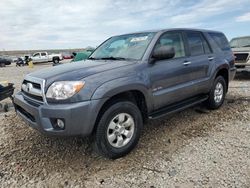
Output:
201,36,212,54
155,32,185,58
186,32,205,56
209,32,230,51
41,53,46,56
33,53,39,57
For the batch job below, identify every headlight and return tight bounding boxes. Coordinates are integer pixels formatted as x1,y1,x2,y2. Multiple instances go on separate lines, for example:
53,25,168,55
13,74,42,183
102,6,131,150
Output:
46,81,85,100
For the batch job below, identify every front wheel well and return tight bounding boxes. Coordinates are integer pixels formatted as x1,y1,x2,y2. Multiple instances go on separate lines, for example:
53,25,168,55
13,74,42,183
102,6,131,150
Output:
53,56,60,60
93,90,148,133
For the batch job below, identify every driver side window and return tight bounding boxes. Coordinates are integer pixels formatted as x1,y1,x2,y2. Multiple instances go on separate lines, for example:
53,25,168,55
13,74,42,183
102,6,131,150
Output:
155,32,185,58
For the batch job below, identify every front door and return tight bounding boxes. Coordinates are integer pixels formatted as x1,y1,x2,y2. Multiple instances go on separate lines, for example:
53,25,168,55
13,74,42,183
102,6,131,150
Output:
149,31,195,110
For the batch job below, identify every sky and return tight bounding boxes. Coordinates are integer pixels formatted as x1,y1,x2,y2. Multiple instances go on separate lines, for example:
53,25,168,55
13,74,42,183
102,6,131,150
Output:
0,0,250,51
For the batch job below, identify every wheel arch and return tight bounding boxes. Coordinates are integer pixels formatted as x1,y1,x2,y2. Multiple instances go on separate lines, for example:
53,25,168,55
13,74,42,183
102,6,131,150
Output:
213,65,229,92
91,86,152,135
91,77,153,112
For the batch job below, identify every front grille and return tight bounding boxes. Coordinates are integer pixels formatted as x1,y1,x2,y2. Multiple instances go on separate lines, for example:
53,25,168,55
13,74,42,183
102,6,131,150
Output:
21,79,44,103
23,80,41,89
22,91,43,102
234,53,249,61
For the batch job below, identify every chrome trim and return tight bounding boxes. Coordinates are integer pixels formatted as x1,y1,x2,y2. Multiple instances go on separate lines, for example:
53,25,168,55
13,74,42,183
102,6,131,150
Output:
42,79,47,104
22,92,43,105
23,75,47,104
21,83,42,96
183,61,191,65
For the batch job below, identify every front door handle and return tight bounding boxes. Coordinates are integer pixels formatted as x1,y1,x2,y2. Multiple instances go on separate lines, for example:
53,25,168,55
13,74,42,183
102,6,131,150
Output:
208,57,214,61
183,61,191,66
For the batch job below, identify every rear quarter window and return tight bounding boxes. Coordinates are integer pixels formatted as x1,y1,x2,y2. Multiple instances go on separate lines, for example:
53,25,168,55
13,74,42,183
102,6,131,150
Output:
208,32,230,51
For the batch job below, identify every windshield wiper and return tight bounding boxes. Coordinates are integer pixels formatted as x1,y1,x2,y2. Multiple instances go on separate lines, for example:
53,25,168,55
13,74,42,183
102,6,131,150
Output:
89,56,135,61
88,57,99,60
99,56,127,60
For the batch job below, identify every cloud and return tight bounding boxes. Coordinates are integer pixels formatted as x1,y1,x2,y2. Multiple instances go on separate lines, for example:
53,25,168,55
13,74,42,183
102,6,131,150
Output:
0,0,250,50
236,12,250,22
169,0,248,25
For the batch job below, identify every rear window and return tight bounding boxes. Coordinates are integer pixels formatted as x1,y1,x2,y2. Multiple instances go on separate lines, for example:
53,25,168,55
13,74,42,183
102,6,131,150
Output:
208,32,230,51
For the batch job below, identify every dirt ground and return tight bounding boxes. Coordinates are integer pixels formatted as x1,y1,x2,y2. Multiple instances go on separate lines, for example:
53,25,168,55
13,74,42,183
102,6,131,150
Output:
0,63,250,187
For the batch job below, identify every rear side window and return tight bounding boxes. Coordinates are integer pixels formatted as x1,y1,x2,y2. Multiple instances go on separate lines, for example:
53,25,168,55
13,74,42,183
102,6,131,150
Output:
186,32,206,56
208,32,230,51
41,53,46,56
201,36,212,54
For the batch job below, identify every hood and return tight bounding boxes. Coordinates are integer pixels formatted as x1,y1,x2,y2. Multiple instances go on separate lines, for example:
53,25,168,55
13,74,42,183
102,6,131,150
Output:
28,60,136,82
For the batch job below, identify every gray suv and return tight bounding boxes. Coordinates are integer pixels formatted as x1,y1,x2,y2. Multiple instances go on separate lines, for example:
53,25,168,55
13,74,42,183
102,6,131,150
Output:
14,29,236,158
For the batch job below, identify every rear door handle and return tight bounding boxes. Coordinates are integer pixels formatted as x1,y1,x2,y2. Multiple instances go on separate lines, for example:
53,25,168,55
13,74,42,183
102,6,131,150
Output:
208,57,214,61
183,61,191,66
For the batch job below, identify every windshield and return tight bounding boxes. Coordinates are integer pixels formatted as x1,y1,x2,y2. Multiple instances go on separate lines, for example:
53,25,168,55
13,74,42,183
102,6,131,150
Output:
230,37,250,48
89,32,156,60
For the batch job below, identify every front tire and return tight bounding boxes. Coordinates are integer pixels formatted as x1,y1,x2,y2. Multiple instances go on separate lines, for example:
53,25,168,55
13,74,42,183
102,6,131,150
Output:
94,101,143,159
206,76,226,110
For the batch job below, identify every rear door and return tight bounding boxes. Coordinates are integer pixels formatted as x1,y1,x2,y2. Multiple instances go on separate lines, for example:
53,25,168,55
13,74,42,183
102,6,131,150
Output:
40,52,48,62
183,31,213,93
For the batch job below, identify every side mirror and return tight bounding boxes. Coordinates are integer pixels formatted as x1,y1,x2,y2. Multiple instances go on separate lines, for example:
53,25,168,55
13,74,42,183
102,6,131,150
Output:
152,46,175,61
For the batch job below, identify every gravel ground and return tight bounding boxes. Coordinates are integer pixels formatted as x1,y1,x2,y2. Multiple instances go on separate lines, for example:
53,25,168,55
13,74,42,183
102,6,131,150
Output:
0,63,250,187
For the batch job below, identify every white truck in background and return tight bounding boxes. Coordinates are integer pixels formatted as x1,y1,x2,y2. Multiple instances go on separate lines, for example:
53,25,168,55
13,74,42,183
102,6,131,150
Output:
30,52,63,64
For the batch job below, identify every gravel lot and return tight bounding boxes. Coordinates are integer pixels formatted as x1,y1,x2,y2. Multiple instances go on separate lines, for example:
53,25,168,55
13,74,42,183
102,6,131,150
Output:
0,63,250,187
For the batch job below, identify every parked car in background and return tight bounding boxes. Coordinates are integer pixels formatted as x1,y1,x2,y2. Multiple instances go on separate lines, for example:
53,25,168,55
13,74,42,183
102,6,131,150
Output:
10,56,18,63
0,56,12,67
62,52,74,60
72,49,94,62
30,52,63,64
14,28,236,159
230,36,250,69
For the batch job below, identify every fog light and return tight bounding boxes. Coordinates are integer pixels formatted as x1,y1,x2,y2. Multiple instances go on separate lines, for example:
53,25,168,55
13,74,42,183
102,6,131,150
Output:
56,119,65,129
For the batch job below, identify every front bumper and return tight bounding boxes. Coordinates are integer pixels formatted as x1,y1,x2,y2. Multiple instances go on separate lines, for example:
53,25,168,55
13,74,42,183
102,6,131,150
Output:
235,62,250,66
235,59,250,67
14,92,102,136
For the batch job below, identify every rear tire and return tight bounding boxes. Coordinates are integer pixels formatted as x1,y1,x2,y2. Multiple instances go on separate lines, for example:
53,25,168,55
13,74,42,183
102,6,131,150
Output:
94,101,143,159
206,76,226,110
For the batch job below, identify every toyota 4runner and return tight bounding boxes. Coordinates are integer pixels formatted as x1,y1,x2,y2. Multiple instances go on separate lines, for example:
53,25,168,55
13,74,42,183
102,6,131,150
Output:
14,29,236,159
